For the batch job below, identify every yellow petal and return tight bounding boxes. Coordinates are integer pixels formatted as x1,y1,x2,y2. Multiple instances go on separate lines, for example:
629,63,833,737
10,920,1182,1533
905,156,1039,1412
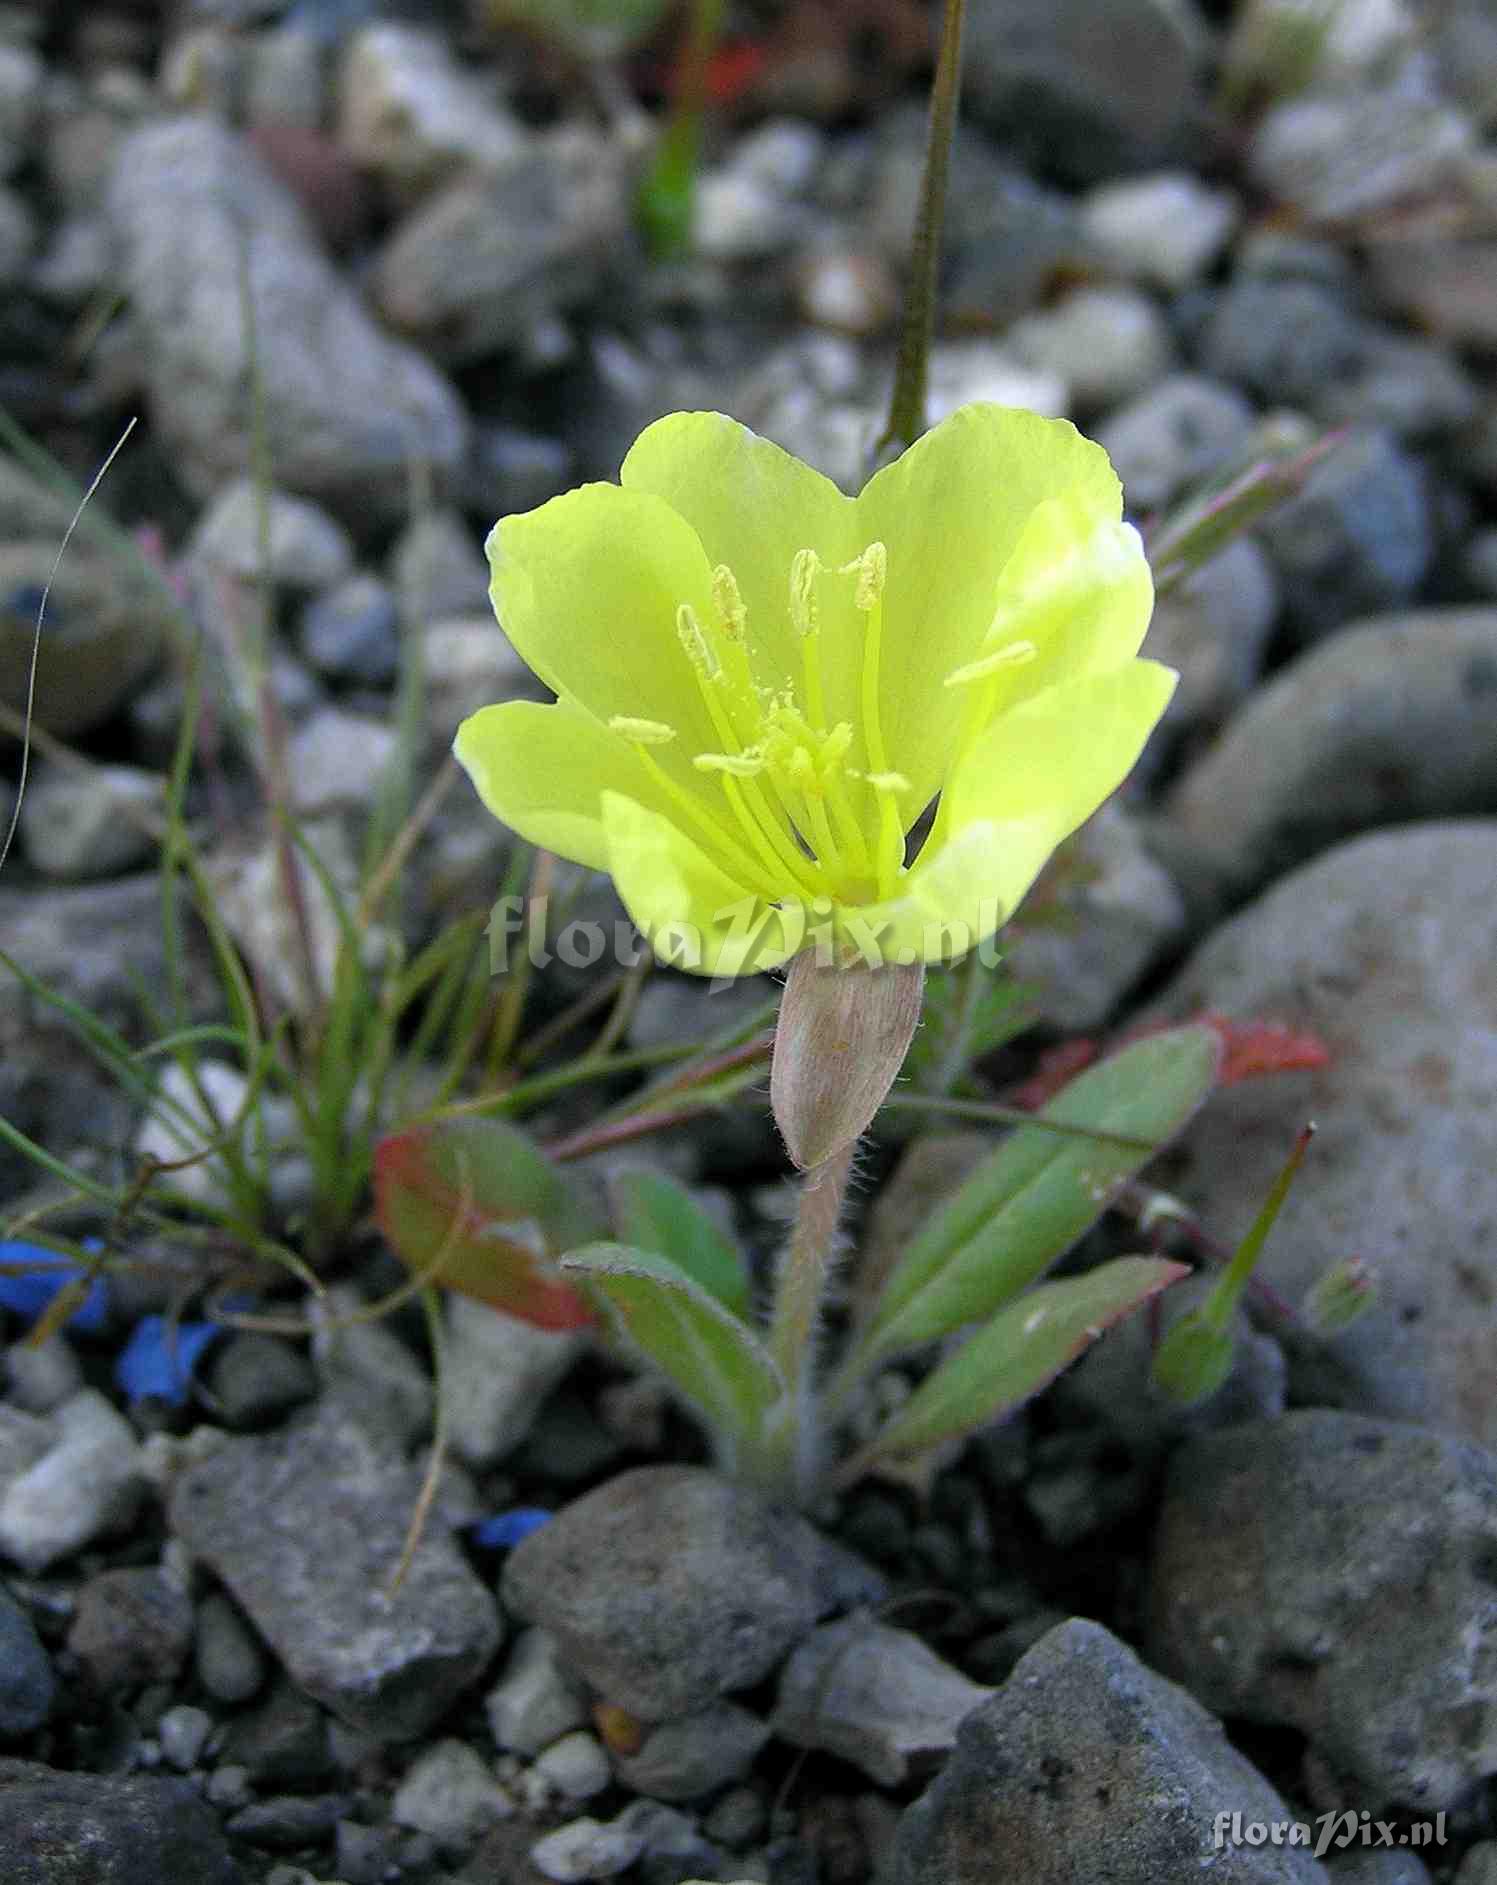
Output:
939,660,1178,878
486,482,721,766
601,790,800,978
856,404,1129,811
455,698,669,872
620,412,865,737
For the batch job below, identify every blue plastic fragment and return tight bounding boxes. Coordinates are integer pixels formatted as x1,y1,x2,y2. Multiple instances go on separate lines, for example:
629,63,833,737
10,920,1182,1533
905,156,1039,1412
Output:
471,1507,552,1551
0,1241,110,1333
115,1317,222,1407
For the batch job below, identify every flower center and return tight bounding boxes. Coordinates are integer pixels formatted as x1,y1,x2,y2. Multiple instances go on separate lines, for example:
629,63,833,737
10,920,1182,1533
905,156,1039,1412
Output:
610,543,908,907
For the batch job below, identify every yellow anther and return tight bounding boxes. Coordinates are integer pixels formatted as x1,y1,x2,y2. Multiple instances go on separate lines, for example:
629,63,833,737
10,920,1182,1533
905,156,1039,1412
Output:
822,722,853,764
609,716,677,746
694,750,765,778
676,603,720,680
712,565,747,640
944,639,1038,688
842,541,887,611
789,550,821,638
863,770,910,794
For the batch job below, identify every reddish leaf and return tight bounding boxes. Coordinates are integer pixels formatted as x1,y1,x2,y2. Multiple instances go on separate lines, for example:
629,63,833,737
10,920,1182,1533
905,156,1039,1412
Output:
1201,1013,1332,1085
373,1120,601,1331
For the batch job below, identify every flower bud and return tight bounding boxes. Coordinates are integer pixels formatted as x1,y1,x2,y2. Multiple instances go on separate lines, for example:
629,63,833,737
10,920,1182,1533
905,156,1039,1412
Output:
770,953,924,1170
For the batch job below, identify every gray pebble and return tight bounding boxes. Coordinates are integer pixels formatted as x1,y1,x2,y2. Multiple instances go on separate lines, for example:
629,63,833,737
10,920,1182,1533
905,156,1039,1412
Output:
299,574,400,686
157,1704,213,1773
194,1590,267,1706
0,1583,54,1739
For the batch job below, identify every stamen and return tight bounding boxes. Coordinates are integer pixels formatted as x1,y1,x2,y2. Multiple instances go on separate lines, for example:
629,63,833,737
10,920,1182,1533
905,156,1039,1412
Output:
841,541,887,611
712,565,747,640
944,639,1038,688
676,603,719,680
847,541,900,895
694,750,765,778
789,550,820,638
862,770,910,794
609,715,677,745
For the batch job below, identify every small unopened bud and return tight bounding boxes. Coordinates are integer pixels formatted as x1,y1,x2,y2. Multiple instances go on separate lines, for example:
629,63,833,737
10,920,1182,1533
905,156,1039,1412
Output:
770,952,924,1169
1301,1256,1377,1334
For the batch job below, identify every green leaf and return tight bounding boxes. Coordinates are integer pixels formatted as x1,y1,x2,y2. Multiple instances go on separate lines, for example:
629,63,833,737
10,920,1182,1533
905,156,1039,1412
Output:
856,1023,1221,1366
373,1119,604,1330
562,1242,783,1447
610,1169,751,1318
856,1256,1188,1466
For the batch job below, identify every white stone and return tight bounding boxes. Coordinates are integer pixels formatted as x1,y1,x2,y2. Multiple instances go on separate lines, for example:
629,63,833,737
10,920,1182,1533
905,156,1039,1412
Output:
158,1703,214,1771
392,1737,514,1843
1081,171,1239,290
487,1627,592,1758
731,118,824,195
692,169,800,260
1008,287,1172,412
134,1059,297,1211
1250,91,1474,222
534,1730,612,1800
287,709,399,816
441,1296,588,1470
0,1389,143,1573
530,1813,648,1883
338,24,528,195
190,478,354,591
19,763,162,880
925,341,1068,425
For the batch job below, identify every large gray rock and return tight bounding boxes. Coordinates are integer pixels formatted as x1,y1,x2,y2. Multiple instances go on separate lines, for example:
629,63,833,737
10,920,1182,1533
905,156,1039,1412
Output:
372,129,630,366
1146,822,1497,1452
1163,611,1497,900
501,1465,885,1722
169,1402,501,1740
106,116,468,518
1148,1412,1497,1809
891,1618,1329,1884
0,1759,242,1885
962,0,1206,182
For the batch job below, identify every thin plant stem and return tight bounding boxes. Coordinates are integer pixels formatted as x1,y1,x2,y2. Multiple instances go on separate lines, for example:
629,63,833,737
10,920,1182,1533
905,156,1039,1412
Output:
878,0,967,459
768,1143,856,1420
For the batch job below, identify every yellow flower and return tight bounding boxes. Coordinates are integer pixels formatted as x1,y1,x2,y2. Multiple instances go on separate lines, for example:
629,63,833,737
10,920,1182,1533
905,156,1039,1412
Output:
456,404,1174,977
